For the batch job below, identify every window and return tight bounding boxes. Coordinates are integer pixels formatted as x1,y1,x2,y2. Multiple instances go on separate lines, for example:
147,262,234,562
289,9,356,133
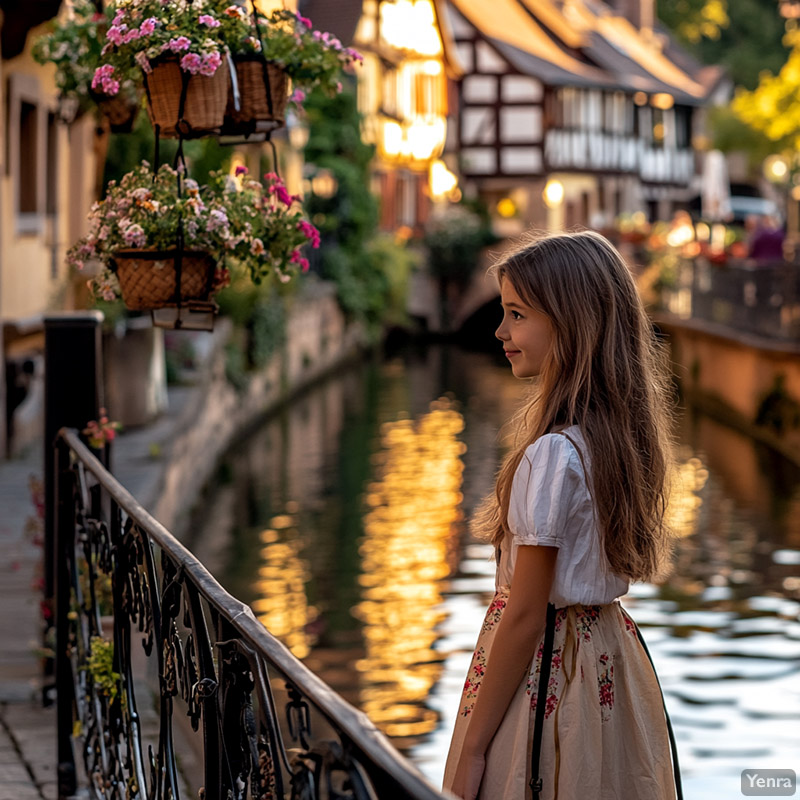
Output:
46,112,58,217
7,73,45,233
19,102,38,214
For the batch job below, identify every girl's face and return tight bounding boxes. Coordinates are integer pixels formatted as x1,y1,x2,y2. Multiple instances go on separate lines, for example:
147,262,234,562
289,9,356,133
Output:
495,278,554,378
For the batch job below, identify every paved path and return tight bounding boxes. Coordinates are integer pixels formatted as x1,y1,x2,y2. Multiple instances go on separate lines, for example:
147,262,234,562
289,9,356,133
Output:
0,441,56,800
0,383,195,800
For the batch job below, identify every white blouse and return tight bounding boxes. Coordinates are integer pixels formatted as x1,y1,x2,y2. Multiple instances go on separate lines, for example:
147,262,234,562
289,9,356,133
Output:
499,426,629,607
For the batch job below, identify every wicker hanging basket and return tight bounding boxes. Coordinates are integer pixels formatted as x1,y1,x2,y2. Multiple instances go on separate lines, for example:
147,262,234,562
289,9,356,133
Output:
110,249,218,311
144,57,230,138
91,88,143,133
224,57,288,131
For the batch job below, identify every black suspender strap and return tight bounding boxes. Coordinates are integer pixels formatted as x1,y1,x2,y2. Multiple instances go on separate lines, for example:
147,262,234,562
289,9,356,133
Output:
530,602,556,799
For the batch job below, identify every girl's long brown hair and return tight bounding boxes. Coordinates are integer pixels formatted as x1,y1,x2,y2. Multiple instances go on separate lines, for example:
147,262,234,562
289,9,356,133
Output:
474,230,675,582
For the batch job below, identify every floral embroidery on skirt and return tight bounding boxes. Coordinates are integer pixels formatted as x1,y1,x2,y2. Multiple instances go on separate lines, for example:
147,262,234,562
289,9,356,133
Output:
443,595,678,800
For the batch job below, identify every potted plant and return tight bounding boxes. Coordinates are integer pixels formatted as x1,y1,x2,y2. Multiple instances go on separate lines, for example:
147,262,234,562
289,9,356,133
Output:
67,163,319,325
32,0,142,131
94,1,245,137
224,9,363,132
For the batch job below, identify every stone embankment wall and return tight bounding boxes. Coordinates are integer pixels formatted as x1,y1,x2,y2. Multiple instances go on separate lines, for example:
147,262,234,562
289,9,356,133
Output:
149,280,365,535
655,312,800,465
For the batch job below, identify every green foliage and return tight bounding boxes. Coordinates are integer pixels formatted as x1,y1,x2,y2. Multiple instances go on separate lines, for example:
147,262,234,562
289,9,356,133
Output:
103,111,230,188
423,201,497,285
250,291,287,368
656,0,728,44
731,33,800,150
709,105,776,166
216,279,289,383
366,235,420,327
302,84,403,334
657,0,788,90
86,636,120,699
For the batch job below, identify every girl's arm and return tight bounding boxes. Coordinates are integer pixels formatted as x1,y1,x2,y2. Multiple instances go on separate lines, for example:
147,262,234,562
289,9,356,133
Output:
449,544,557,800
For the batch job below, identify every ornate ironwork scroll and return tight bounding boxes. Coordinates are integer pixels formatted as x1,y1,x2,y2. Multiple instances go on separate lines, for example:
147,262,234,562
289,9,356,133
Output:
54,429,448,800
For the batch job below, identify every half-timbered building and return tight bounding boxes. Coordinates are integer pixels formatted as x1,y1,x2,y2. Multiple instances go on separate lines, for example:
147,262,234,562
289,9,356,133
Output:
300,0,461,233
443,0,728,232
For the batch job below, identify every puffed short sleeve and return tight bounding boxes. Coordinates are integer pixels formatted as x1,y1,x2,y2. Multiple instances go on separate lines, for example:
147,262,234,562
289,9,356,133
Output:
507,434,586,548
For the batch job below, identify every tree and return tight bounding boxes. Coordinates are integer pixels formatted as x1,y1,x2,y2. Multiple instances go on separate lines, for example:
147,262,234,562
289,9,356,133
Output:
657,0,788,89
731,32,800,150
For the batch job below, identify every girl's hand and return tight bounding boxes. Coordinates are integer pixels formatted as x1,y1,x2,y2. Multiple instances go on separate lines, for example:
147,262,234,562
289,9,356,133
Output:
449,750,485,800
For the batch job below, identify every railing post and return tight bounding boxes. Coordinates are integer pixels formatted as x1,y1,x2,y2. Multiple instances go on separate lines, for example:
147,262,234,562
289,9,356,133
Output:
43,313,104,793
54,436,77,799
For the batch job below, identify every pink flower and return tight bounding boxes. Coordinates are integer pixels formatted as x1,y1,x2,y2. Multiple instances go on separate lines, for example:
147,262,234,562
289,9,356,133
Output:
122,224,146,248
297,14,312,28
290,88,306,105
168,36,192,53
180,53,203,74
298,220,320,248
122,28,140,44
263,172,279,183
272,184,293,207
198,14,221,27
199,51,222,77
346,48,364,62
289,250,310,272
139,17,158,36
91,65,120,96
135,51,152,74
106,25,126,46
235,165,249,176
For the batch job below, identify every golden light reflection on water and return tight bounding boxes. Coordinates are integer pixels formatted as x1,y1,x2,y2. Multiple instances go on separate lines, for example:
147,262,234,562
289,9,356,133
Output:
666,451,710,539
251,505,318,659
353,397,466,740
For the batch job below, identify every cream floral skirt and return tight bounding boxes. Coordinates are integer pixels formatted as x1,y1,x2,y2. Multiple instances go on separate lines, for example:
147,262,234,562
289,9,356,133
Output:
443,595,678,799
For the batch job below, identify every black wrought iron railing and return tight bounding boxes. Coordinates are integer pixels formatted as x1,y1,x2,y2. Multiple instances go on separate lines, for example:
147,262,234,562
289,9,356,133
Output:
655,257,800,342
54,427,450,800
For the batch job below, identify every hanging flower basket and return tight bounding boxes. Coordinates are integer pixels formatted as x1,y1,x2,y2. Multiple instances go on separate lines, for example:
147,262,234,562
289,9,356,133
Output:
90,88,142,133
109,249,218,310
68,163,321,331
144,57,230,138
224,57,288,132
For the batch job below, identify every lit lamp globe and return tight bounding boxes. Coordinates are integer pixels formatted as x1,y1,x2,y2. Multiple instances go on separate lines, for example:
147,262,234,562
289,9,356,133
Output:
764,154,789,184
543,180,564,209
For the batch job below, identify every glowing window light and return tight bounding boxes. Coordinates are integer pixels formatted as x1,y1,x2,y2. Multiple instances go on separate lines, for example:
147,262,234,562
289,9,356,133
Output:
543,179,564,208
382,120,404,156
429,159,458,199
379,0,443,55
407,119,446,161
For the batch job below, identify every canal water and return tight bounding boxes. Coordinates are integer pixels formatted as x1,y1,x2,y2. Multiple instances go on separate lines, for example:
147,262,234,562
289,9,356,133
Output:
188,343,800,798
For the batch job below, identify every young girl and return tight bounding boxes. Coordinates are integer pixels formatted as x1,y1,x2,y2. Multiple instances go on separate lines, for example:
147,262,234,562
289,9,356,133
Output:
443,231,680,800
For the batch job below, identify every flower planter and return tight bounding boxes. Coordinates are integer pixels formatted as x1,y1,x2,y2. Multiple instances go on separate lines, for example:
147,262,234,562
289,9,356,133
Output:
143,57,230,138
224,57,288,133
110,249,218,310
90,88,142,133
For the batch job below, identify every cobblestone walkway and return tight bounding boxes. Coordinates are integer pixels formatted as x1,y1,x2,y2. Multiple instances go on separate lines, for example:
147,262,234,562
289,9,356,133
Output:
0,443,56,800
